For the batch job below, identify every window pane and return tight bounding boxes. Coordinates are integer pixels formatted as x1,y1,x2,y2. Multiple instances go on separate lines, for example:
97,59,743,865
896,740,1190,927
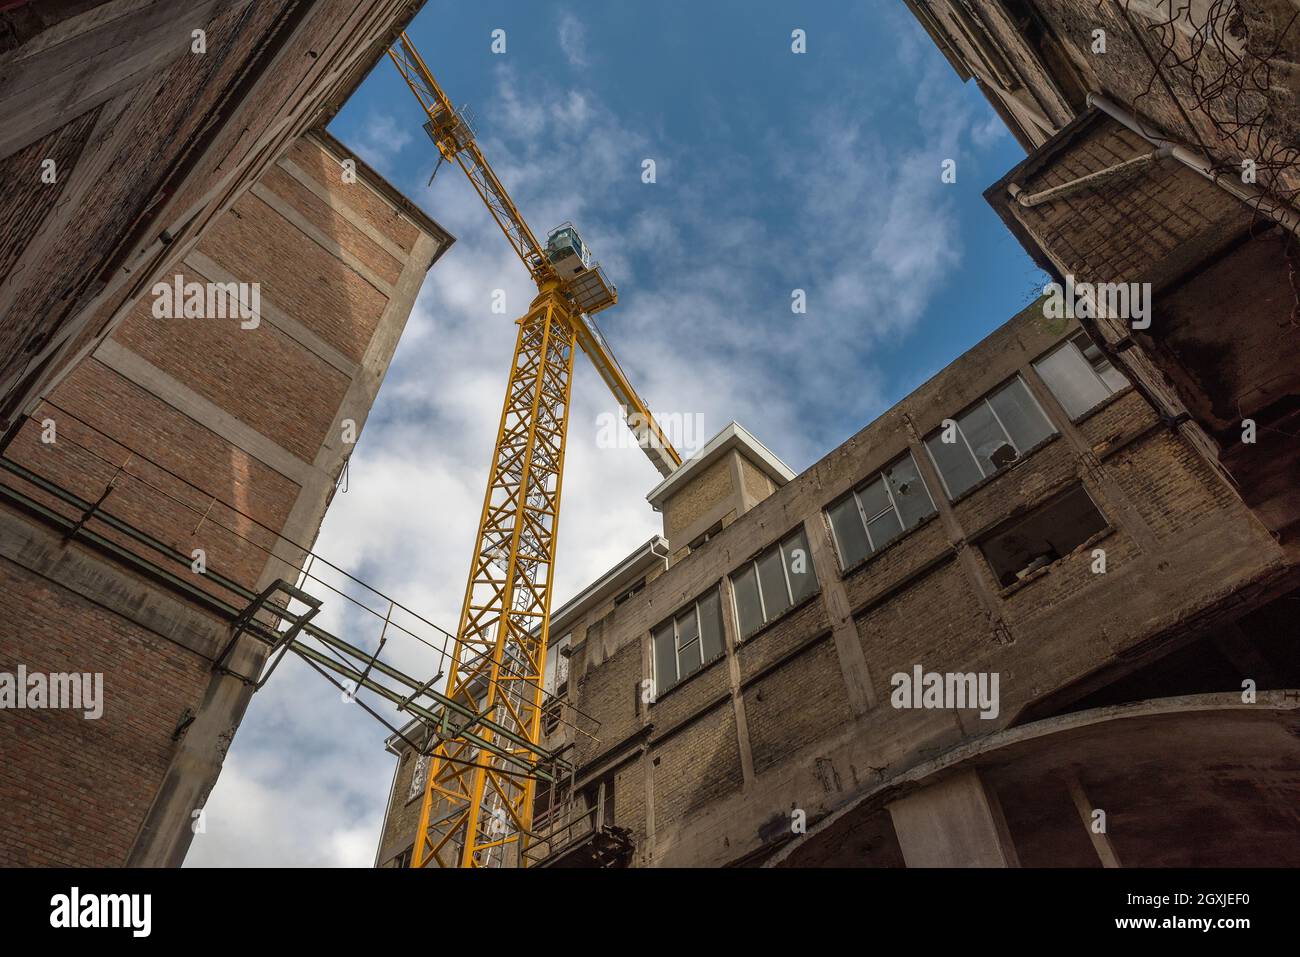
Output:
653,623,676,693
782,528,817,603
676,605,699,649
988,378,1055,453
1034,343,1110,419
698,590,724,662
958,401,1012,475
1097,359,1128,393
925,432,983,500
757,547,791,620
732,565,764,637
828,496,870,567
883,453,933,529
677,638,701,678
867,508,903,551
856,477,891,520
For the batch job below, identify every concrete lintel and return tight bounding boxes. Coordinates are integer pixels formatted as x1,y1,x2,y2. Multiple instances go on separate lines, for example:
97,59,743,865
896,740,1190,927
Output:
275,156,410,262
249,182,395,298
181,250,360,377
93,338,316,486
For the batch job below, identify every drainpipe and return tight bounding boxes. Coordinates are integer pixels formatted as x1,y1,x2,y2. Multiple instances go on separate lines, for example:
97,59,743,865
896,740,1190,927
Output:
1010,148,1172,207
1086,92,1300,238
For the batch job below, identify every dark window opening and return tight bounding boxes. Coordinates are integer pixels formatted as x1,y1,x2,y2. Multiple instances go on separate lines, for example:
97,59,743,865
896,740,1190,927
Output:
614,577,646,606
979,484,1107,587
687,521,724,553
542,697,563,736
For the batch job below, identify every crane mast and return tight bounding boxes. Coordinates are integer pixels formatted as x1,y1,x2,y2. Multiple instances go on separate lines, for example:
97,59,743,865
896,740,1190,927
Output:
386,32,679,867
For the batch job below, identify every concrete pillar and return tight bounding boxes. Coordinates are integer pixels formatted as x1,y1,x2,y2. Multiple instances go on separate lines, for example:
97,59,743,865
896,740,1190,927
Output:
887,769,1020,867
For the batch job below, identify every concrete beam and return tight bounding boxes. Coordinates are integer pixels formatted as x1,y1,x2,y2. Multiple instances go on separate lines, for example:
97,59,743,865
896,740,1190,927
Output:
887,769,1020,867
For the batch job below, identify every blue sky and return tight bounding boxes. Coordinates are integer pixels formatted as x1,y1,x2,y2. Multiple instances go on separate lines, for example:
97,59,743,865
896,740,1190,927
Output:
187,0,1045,866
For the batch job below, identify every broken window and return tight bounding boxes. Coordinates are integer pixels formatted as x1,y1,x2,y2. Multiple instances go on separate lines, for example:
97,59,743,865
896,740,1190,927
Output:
1034,331,1130,419
924,376,1056,499
543,633,572,698
652,587,726,694
826,452,936,569
731,526,818,638
407,750,431,803
978,483,1108,587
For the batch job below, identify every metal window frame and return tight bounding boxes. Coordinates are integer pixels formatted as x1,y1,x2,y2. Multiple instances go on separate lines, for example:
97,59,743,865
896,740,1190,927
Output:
655,588,722,692
1033,335,1125,419
828,451,934,567
731,528,806,638
926,375,1057,498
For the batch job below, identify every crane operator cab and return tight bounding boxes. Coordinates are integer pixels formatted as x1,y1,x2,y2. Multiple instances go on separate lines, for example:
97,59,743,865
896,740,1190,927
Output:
546,222,618,315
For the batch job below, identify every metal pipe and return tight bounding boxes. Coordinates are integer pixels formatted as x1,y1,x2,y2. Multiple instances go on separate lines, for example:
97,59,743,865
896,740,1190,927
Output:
1010,148,1171,207
1086,92,1300,237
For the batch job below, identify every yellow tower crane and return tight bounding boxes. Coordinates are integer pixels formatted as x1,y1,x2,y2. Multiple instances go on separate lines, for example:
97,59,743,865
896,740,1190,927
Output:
386,32,681,867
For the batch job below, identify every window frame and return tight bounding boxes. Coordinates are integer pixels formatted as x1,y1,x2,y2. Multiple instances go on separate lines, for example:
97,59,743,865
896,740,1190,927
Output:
651,587,726,697
407,750,431,804
1032,332,1130,421
825,451,937,571
730,526,819,640
976,481,1111,592
924,374,1057,501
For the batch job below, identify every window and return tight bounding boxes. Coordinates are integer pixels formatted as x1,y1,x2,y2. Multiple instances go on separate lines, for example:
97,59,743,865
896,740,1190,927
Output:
407,751,431,803
1034,332,1130,419
389,844,413,868
732,527,818,638
978,484,1108,587
652,589,725,694
687,521,724,553
826,453,936,570
614,578,645,606
924,376,1056,500
543,633,572,698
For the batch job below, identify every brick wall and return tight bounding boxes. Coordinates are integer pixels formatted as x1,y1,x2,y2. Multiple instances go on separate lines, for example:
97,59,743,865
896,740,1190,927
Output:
0,556,213,866
0,127,449,866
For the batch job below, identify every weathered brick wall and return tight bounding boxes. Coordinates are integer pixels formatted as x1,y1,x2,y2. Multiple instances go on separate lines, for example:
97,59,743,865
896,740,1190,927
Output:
0,0,427,433
663,453,737,548
0,127,448,865
1107,429,1242,541
743,637,849,775
0,556,212,867
1078,388,1156,451
375,749,426,867
651,704,743,838
574,638,643,766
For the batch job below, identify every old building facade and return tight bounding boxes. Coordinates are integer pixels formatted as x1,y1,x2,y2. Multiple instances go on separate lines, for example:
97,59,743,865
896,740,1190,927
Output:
0,3,452,866
378,302,1300,867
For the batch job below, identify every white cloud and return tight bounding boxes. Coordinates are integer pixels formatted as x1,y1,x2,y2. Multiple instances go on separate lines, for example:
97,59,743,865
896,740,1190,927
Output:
349,113,413,173
558,13,588,68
